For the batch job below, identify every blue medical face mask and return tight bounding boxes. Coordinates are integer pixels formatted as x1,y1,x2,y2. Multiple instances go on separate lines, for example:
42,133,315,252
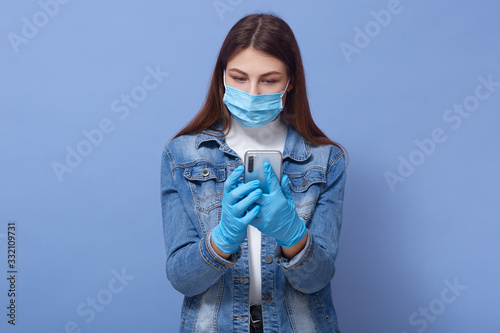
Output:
222,71,290,128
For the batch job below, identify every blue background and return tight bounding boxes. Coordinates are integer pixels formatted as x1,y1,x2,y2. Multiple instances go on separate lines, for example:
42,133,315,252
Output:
1,0,499,332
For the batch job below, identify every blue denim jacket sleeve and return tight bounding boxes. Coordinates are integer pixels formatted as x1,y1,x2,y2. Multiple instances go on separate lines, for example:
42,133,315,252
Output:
161,147,240,297
275,148,346,294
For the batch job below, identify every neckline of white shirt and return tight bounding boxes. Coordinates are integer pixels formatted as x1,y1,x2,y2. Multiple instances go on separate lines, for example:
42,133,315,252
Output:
224,115,288,152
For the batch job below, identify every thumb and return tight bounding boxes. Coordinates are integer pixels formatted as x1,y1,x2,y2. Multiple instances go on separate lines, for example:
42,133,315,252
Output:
281,174,293,199
263,162,280,193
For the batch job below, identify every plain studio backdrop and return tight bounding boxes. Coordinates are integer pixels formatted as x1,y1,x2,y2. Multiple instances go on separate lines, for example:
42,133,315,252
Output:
1,1,499,332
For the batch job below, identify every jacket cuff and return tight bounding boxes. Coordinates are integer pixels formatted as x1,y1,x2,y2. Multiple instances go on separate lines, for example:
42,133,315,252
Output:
200,232,241,270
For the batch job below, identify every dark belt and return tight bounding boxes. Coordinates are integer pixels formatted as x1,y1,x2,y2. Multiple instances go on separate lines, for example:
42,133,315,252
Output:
250,304,263,333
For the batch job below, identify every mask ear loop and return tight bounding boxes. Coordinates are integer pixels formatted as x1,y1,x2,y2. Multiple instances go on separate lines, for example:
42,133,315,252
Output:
221,70,228,115
281,78,291,110
283,79,291,94
222,70,228,89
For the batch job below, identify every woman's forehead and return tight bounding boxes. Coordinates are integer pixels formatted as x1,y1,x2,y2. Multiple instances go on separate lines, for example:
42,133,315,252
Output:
227,48,286,75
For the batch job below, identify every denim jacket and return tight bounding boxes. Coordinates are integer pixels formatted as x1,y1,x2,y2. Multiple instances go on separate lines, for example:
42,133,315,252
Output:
161,124,346,332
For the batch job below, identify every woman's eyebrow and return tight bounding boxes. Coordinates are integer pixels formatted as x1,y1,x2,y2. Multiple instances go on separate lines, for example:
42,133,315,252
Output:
227,68,283,77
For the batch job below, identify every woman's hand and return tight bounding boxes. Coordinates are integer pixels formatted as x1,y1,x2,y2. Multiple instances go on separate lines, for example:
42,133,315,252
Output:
251,162,307,248
211,165,262,255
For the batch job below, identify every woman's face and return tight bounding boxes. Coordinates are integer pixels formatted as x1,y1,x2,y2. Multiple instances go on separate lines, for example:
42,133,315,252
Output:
225,47,292,96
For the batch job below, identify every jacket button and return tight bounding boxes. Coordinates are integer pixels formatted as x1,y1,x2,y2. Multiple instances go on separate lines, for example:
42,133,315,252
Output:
202,167,209,177
301,178,308,187
263,295,272,303
264,255,273,264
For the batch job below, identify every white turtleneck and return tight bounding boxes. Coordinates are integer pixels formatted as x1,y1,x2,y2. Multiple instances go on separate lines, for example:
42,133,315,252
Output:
224,115,287,306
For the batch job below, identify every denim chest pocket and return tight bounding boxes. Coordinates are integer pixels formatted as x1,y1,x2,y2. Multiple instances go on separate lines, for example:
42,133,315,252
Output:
287,168,325,224
183,162,226,235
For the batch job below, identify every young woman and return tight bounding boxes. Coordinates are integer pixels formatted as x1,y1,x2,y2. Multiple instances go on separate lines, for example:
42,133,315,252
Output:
161,13,346,333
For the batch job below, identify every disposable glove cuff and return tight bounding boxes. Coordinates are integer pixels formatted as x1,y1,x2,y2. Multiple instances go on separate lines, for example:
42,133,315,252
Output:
276,217,307,248
211,225,240,254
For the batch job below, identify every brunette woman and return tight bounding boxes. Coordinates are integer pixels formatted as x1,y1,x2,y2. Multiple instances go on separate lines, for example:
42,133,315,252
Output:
161,13,346,333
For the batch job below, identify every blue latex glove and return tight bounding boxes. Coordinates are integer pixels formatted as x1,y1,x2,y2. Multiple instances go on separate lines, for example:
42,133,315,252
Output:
211,165,262,254
251,162,307,248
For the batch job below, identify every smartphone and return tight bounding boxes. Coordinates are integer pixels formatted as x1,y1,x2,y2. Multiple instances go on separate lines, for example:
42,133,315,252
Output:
244,150,283,194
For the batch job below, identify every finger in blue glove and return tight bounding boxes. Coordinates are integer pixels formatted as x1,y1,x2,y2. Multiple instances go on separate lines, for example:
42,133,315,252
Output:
251,162,307,248
211,165,262,254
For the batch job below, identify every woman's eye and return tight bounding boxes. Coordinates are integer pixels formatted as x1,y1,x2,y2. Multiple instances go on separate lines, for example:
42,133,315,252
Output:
234,77,246,82
262,80,276,84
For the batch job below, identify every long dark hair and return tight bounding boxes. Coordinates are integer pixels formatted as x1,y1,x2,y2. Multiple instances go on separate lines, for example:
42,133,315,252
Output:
173,13,344,152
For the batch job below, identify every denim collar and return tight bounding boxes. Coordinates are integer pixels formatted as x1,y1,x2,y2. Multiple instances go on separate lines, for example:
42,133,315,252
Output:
195,123,311,162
